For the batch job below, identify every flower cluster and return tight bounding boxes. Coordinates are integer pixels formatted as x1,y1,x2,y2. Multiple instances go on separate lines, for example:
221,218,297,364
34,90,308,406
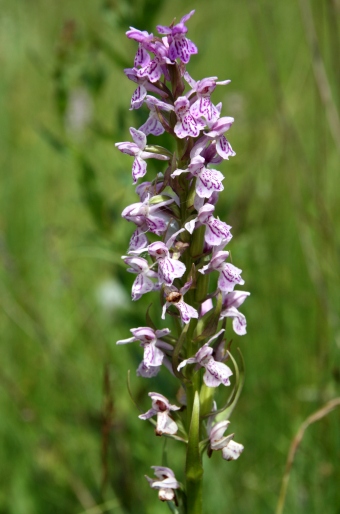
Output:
115,11,249,509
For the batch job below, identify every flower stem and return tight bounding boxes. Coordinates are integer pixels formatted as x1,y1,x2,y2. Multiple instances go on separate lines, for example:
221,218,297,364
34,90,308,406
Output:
185,390,203,514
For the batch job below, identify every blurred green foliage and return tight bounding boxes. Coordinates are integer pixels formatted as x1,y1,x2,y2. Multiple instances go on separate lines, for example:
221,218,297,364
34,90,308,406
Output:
1,0,340,513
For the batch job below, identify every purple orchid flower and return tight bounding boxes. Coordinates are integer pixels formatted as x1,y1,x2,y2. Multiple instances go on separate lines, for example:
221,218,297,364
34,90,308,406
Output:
138,95,173,135
139,392,180,435
208,419,244,460
204,116,236,160
190,115,235,162
220,291,250,335
122,256,160,300
124,68,168,110
122,195,174,239
126,27,154,45
117,327,172,378
162,280,198,324
156,10,197,64
115,128,170,184
125,28,154,70
148,228,186,286
124,68,148,109
200,298,213,317
184,72,231,123
127,227,149,253
145,466,180,502
139,100,165,136
173,96,205,138
136,40,172,83
185,203,232,246
135,177,163,202
178,330,233,387
199,250,245,293
171,155,224,199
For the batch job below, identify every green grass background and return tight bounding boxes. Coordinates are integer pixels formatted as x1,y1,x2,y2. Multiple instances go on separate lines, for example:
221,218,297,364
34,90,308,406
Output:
1,0,339,513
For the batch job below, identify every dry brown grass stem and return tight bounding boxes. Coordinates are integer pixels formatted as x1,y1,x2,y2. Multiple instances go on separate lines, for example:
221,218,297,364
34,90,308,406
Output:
276,397,340,514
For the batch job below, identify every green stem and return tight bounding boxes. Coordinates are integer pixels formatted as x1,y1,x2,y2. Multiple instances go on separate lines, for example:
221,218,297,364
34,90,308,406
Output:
185,390,203,514
174,125,204,514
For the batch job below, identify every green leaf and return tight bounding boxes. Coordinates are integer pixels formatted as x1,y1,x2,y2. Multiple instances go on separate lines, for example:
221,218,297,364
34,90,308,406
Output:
172,324,190,382
186,391,203,480
145,304,156,330
168,203,181,219
216,348,245,422
148,194,174,205
186,179,197,211
162,438,168,467
126,370,142,414
199,384,215,418
145,145,173,159
193,291,223,342
167,501,180,514
190,224,205,260
185,391,203,514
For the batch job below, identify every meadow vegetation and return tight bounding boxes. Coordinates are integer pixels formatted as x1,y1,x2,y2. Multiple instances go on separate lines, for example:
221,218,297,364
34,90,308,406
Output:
1,0,339,512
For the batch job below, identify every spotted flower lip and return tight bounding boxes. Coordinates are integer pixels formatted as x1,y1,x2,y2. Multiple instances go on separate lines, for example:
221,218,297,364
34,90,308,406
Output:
139,392,180,435
115,127,170,184
147,228,186,286
148,241,186,286
199,250,245,293
117,327,173,377
220,291,250,335
204,116,236,160
124,68,167,110
138,99,166,136
184,73,231,123
136,40,173,83
145,466,180,502
173,96,205,139
122,195,174,238
171,155,224,199
128,227,149,253
156,10,197,64
122,256,160,300
124,69,148,110
185,203,232,247
138,95,174,136
177,330,233,387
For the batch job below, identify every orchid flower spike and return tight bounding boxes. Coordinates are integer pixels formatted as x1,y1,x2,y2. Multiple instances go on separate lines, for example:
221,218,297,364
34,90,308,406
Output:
116,10,249,506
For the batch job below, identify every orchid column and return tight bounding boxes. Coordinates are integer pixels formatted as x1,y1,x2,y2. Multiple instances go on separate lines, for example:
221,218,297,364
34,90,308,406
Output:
116,11,249,514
